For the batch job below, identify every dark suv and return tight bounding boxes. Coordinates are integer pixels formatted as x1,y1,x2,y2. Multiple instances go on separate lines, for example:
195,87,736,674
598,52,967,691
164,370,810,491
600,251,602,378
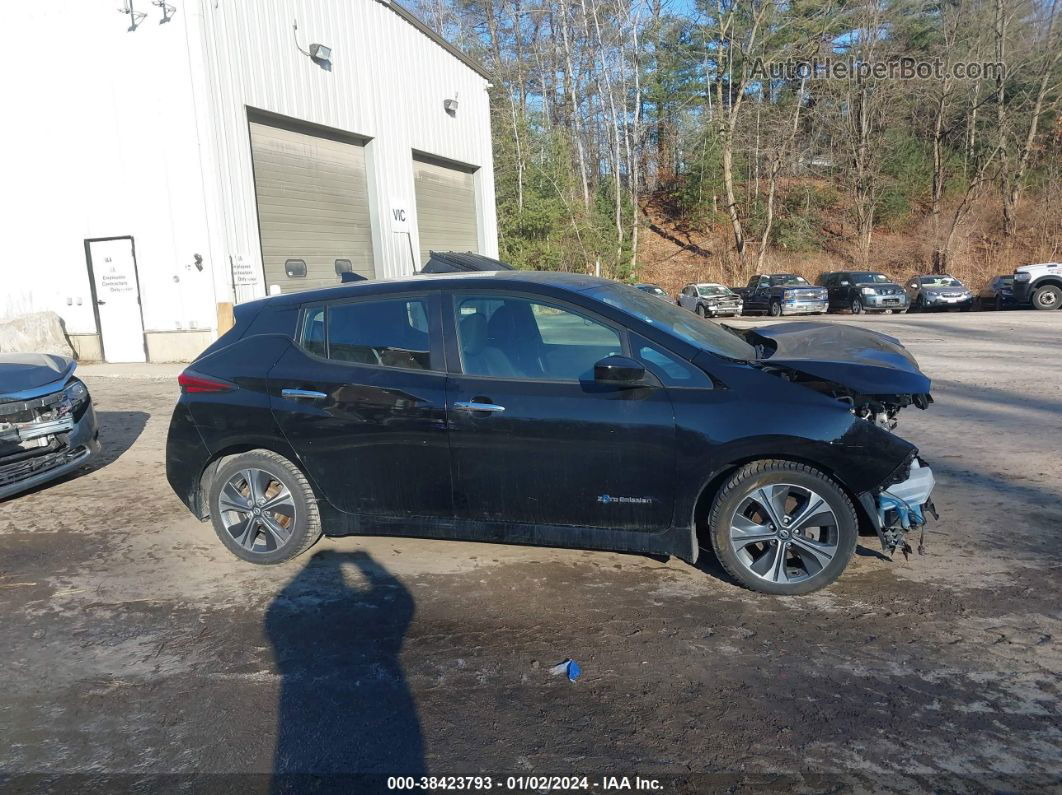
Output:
166,272,938,595
818,271,909,314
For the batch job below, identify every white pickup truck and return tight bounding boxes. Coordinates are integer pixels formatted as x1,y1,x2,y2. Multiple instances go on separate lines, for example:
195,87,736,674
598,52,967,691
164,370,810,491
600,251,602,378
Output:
1013,262,1062,310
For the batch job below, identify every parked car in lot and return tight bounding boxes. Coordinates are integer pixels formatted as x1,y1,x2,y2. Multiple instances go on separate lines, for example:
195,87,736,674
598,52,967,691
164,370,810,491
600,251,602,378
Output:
904,274,974,312
1,354,100,500
976,275,1020,310
817,271,909,314
734,274,828,317
1013,262,1062,310
166,271,938,595
633,283,672,301
677,283,743,317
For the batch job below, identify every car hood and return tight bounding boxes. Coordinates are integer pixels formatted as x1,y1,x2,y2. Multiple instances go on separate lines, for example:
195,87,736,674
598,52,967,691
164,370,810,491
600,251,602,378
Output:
747,322,931,396
0,354,77,400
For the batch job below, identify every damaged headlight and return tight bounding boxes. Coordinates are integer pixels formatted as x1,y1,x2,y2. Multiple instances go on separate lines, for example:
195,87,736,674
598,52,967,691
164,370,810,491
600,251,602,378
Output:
60,379,89,414
64,380,88,403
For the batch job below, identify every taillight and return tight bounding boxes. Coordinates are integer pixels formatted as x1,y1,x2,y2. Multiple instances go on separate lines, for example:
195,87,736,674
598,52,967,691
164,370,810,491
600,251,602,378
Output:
178,370,235,394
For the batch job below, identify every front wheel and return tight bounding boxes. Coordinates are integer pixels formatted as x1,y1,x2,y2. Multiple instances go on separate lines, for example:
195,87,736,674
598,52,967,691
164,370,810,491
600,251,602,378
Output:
208,450,323,564
707,460,858,595
695,304,706,318
768,301,782,317
850,299,864,315
1032,285,1061,310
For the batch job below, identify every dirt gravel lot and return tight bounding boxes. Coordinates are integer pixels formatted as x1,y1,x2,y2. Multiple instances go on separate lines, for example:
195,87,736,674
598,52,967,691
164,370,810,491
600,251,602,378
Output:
1,310,1060,792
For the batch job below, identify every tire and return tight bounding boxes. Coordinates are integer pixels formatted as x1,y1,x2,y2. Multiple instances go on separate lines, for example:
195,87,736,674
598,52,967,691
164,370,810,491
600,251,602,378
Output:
207,450,323,564
695,304,706,318
707,460,858,595
994,296,1004,312
850,298,864,315
1031,284,1061,311
769,300,782,317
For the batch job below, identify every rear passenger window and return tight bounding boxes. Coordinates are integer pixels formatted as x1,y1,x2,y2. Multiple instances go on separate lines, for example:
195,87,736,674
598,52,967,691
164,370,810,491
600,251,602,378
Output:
303,298,432,371
301,307,326,357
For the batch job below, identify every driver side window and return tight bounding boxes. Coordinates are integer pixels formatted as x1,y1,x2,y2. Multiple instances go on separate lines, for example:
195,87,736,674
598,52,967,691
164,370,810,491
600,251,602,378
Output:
455,295,622,381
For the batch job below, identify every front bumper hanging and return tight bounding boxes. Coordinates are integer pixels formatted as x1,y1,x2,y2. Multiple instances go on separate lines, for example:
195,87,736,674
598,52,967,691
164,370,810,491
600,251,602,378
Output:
862,459,938,556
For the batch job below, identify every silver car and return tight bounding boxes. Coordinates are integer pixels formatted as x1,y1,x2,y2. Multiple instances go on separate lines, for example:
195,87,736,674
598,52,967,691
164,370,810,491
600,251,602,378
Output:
905,275,974,312
677,283,743,318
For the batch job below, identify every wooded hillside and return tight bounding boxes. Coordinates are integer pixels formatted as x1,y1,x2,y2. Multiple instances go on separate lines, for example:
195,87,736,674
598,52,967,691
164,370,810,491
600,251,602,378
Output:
411,0,1061,291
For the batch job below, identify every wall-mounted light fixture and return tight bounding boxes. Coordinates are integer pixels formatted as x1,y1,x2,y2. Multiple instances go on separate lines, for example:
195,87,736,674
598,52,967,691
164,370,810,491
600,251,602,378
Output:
309,43,332,67
152,0,176,23
118,1,147,31
293,19,333,70
444,93,459,116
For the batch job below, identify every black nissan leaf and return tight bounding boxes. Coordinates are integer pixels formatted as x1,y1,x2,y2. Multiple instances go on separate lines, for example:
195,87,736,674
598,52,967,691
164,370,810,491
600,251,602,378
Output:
166,271,938,595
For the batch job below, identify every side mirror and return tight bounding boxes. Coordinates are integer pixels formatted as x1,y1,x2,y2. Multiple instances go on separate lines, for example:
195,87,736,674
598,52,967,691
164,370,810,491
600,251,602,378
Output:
594,355,647,386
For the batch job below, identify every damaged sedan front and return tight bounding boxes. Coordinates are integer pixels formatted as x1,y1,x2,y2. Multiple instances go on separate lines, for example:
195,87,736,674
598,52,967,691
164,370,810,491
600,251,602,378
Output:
0,354,100,500
736,321,938,559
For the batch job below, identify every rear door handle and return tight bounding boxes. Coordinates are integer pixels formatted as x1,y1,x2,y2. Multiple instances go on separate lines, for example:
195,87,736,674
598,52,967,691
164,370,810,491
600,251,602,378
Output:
453,401,506,413
282,388,327,400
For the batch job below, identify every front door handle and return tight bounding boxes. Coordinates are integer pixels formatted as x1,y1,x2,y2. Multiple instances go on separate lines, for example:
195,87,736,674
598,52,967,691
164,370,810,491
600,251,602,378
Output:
282,388,327,400
453,401,506,413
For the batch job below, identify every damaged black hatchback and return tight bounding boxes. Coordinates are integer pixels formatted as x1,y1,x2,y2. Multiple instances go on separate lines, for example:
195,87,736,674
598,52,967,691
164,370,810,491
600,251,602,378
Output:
166,272,937,595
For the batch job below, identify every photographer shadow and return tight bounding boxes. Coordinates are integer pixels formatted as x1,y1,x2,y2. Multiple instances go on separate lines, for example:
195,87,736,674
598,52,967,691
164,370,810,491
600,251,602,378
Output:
267,549,424,791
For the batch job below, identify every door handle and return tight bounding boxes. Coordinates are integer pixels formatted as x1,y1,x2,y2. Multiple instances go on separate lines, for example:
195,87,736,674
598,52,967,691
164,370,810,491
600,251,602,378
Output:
96,300,107,305
282,388,327,400
453,401,506,413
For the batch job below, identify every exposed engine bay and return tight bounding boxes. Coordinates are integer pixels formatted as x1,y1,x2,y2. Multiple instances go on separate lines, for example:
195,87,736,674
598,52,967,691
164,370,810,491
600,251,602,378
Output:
736,321,941,557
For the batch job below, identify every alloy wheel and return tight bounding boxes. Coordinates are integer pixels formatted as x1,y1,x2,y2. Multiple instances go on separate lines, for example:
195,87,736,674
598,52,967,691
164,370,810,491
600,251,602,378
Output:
217,468,297,554
728,483,840,585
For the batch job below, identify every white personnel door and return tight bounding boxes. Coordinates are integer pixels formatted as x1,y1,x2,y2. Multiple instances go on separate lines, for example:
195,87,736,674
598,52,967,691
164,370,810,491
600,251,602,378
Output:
88,238,146,363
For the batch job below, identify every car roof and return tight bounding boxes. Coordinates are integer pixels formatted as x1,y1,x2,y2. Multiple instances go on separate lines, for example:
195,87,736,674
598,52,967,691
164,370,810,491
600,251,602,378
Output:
256,270,614,307
694,282,727,287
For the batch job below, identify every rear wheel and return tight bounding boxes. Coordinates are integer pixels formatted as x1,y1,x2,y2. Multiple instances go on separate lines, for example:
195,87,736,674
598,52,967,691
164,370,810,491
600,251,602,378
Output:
707,460,858,595
1032,284,1061,310
208,450,322,564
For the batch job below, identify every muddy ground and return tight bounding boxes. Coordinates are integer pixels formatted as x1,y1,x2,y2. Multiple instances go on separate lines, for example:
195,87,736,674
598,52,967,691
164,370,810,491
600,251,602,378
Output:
1,310,1059,792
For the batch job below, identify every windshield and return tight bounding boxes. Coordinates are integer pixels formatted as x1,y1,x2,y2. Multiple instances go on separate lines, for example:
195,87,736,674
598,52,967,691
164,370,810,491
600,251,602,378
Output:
586,283,755,362
769,275,809,286
697,285,731,297
850,272,891,284
919,276,962,287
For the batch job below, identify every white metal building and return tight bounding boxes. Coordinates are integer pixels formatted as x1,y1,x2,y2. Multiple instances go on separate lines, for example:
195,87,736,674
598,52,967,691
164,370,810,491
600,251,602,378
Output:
0,0,497,362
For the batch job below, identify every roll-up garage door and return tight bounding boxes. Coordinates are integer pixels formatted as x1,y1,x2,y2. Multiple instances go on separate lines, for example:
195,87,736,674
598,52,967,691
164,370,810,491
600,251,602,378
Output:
250,119,374,292
413,156,479,267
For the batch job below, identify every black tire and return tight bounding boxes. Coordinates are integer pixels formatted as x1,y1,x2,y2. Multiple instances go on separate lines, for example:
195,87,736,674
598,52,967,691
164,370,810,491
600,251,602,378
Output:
707,460,858,595
695,304,706,318
769,300,782,317
208,449,322,564
994,295,1004,311
850,298,864,315
1031,284,1061,311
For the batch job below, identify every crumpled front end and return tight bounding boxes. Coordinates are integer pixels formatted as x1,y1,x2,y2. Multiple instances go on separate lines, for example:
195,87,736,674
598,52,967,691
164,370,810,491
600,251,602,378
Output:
869,456,938,556
0,377,100,500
